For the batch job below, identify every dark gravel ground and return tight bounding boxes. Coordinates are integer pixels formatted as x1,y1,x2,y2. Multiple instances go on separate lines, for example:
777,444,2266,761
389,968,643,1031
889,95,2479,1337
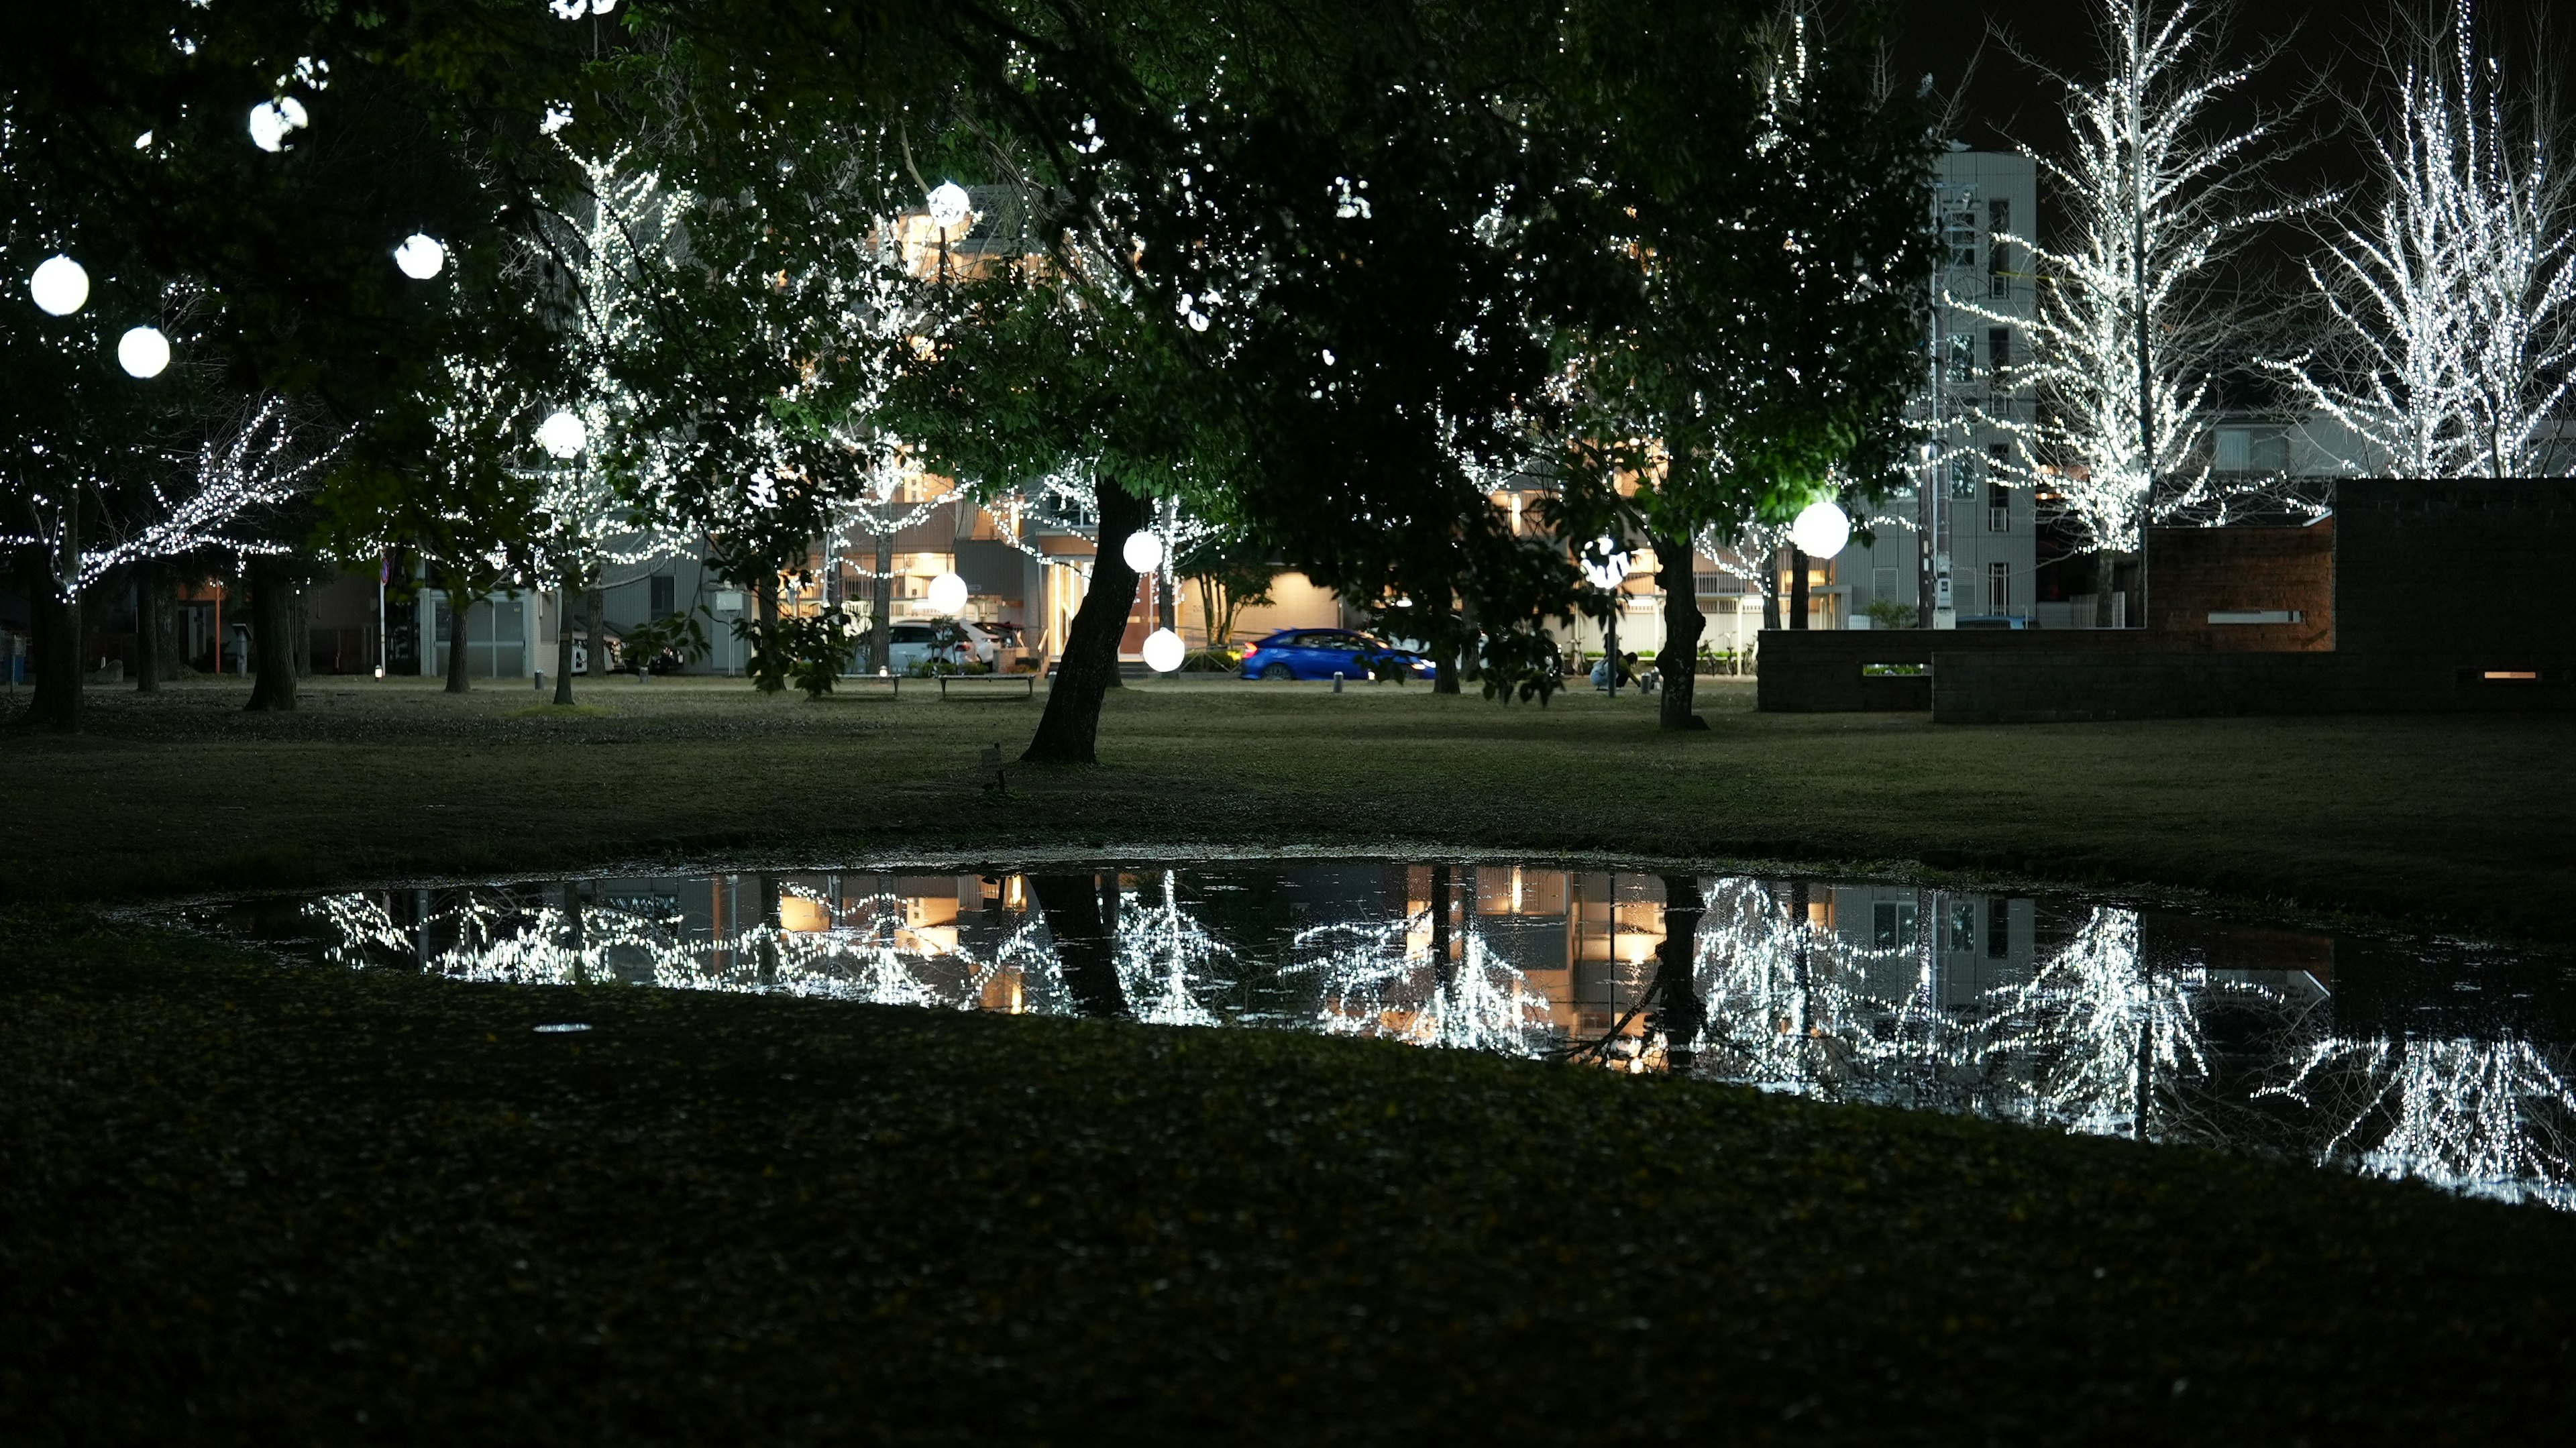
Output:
3,909,2571,1445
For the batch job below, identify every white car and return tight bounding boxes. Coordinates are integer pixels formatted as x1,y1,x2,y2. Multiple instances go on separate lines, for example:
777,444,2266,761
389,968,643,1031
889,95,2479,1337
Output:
881,620,998,673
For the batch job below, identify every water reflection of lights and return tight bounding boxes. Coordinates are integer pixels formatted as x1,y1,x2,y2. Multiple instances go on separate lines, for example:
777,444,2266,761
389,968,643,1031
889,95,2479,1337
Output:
1289,910,1556,1055
267,862,2576,1211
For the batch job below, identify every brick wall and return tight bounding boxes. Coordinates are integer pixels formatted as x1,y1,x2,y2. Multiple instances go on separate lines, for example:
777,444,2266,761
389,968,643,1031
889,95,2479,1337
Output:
2146,521,2333,651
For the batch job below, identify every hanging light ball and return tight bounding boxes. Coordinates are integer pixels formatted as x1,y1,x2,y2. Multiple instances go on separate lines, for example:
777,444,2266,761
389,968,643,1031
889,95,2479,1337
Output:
1582,536,1629,592
117,325,172,379
925,181,972,231
1142,627,1186,674
927,571,969,616
535,410,588,459
393,234,447,280
1790,500,1851,559
248,97,310,153
1120,530,1165,575
28,255,89,316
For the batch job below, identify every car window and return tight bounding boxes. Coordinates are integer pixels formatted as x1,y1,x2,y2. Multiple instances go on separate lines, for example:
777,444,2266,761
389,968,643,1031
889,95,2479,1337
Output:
1316,633,1362,653
892,625,932,642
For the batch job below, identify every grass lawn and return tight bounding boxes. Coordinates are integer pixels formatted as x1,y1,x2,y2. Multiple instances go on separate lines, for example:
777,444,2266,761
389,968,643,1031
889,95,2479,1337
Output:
2,673,2569,943
5,909,2571,1445
4,677,2573,1441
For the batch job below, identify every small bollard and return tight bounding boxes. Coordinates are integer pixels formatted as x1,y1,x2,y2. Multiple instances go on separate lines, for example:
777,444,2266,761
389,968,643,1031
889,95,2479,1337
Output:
1332,671,1344,693
533,669,545,691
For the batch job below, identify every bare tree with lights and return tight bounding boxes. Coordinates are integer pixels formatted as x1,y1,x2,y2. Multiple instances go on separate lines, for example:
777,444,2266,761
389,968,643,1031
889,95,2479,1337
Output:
2270,3,2575,480
1972,0,2292,620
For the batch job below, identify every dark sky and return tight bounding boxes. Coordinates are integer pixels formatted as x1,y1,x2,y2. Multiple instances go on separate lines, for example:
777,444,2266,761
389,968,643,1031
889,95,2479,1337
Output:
1874,0,2567,197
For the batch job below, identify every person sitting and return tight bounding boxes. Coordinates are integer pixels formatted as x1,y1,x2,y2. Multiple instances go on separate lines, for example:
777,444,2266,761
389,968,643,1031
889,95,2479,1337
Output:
1589,655,1614,693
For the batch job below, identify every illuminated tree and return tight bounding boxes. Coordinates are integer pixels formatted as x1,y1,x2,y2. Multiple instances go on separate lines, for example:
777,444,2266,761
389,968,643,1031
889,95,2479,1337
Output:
1974,0,2289,608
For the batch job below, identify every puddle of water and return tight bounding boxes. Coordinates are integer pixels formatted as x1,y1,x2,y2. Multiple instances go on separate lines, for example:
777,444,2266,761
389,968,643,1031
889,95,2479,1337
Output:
190,859,2576,1210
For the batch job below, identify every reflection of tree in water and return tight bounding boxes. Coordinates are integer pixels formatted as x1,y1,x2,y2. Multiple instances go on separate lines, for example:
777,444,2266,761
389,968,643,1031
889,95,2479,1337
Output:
1686,893,2286,1143
1287,909,1556,1056
299,871,2576,1210
1686,878,1963,1099
2259,1036,2576,1209
1114,871,1230,1026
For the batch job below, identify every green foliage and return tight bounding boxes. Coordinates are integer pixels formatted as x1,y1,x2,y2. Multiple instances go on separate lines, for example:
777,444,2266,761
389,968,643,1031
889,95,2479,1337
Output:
623,608,710,677
1480,626,1567,708
1866,598,1922,630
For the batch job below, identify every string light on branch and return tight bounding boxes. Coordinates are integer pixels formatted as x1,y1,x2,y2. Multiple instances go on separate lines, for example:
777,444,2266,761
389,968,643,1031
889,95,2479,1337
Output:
28,256,89,315
1789,500,1849,557
248,97,309,152
117,325,172,378
393,235,446,280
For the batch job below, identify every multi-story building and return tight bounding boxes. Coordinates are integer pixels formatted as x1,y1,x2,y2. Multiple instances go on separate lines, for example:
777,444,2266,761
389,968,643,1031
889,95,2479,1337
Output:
1835,148,2041,630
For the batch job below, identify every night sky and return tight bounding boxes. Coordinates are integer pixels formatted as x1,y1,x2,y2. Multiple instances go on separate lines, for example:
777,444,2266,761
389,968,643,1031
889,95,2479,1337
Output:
1875,0,2567,210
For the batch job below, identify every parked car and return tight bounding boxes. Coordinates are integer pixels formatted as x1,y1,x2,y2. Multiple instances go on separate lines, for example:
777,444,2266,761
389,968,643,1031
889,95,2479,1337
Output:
1237,628,1437,681
1952,614,2033,630
880,620,996,673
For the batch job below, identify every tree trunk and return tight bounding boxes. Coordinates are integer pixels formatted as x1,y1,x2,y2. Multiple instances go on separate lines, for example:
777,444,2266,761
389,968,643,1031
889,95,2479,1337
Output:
2095,548,2118,628
443,583,475,694
21,549,80,733
1762,545,1782,631
244,554,299,712
1653,874,1707,1073
869,528,893,674
292,592,311,679
1030,873,1130,1018
586,588,607,682
553,581,576,705
133,561,161,695
1021,476,1150,764
1652,532,1705,730
1789,547,1810,630
1429,862,1454,992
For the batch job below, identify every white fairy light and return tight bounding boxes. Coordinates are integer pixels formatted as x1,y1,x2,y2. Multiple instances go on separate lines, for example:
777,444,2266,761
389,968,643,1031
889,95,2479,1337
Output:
117,325,171,378
393,235,446,280
28,255,89,315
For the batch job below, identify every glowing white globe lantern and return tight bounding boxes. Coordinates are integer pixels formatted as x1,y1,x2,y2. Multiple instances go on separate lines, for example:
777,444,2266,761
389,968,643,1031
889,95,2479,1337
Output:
29,256,89,316
535,410,588,459
1789,500,1850,559
927,571,969,616
1582,536,1629,592
1120,530,1165,575
925,181,972,231
248,97,309,153
116,325,171,378
1142,627,1185,673
393,235,446,280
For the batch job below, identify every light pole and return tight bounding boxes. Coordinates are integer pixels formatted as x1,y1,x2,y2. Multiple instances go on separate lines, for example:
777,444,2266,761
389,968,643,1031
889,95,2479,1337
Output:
537,409,588,704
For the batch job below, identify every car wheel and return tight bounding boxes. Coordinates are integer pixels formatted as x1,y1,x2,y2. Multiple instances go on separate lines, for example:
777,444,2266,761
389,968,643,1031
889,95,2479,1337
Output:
1260,663,1293,681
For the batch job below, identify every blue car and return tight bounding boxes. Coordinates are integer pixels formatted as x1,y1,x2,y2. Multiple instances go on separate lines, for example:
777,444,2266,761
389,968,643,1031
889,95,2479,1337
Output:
1238,628,1438,681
